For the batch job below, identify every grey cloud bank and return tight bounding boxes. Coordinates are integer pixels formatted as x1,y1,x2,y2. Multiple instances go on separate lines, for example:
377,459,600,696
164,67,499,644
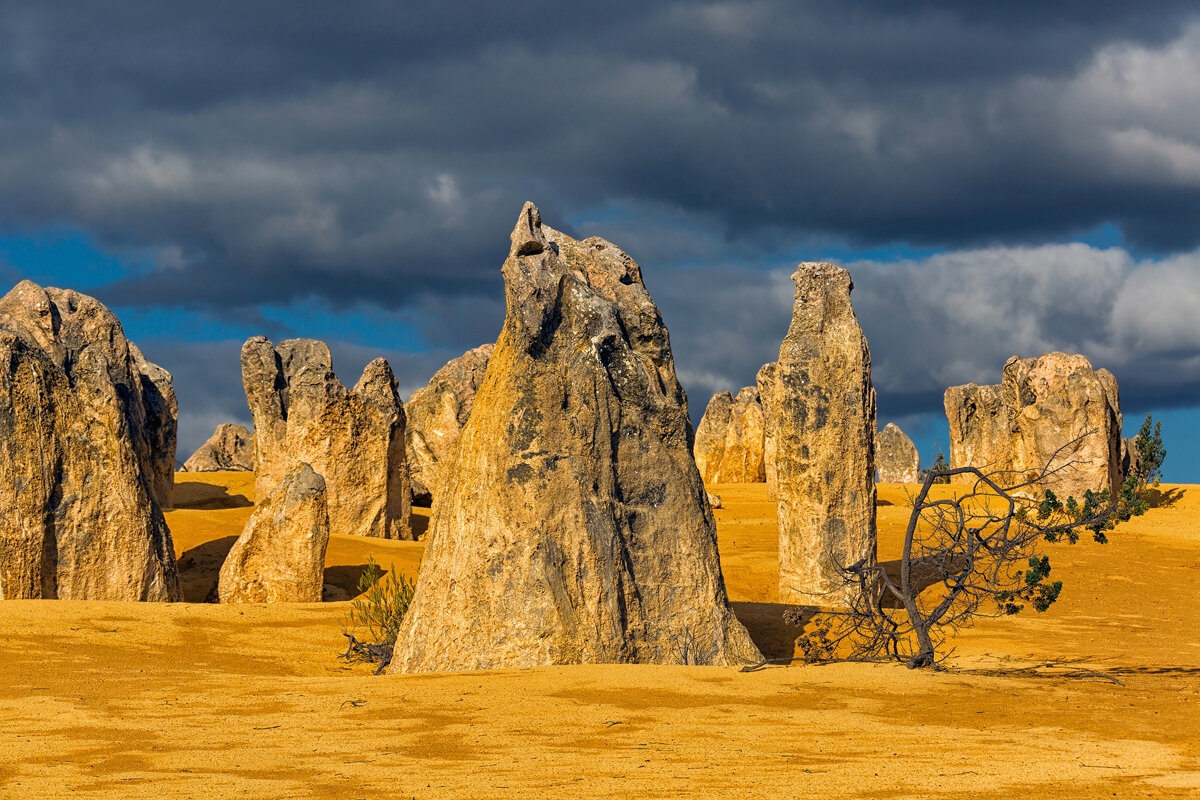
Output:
1,2,1199,470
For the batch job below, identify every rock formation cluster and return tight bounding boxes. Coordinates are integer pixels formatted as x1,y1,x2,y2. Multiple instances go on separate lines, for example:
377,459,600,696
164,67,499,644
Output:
694,388,767,484
390,202,761,673
217,464,329,603
944,353,1122,498
182,423,255,472
0,281,180,600
242,337,411,539
763,263,877,608
404,343,493,504
877,423,920,483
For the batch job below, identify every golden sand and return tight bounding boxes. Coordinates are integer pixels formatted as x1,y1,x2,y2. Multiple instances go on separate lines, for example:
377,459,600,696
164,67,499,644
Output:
0,472,1196,798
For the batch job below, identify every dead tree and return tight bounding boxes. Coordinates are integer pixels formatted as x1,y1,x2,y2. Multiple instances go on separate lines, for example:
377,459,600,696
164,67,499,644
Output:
774,432,1152,670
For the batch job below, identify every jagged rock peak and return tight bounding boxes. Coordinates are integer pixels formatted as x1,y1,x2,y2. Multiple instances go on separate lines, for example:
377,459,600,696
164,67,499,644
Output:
390,202,760,673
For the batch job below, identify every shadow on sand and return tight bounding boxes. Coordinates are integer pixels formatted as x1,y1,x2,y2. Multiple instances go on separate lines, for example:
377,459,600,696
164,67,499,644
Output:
731,601,814,660
172,480,253,510
176,535,239,602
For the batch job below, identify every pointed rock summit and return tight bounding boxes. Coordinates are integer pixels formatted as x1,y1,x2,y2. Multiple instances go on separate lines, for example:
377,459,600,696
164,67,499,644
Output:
877,423,920,483
765,263,877,607
405,343,493,504
217,463,329,603
0,281,180,600
242,338,411,539
390,202,761,672
945,352,1122,498
183,423,255,472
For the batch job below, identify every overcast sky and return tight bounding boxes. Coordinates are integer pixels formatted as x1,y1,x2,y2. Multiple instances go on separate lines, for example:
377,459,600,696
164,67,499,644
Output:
2,2,1198,479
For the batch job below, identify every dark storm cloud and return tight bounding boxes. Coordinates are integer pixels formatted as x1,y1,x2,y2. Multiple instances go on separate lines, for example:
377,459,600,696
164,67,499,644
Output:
4,1,1200,439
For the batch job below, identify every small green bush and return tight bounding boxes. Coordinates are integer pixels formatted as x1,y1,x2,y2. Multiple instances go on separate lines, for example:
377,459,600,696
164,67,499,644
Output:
347,555,415,648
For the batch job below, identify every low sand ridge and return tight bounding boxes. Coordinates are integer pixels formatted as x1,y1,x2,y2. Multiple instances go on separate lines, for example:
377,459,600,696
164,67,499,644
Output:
0,472,1196,798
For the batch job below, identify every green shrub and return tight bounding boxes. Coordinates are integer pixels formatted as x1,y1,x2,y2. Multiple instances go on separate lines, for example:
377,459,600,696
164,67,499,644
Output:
347,555,415,648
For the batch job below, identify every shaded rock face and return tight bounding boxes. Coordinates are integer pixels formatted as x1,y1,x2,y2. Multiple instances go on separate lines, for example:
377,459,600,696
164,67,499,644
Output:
182,424,255,472
391,202,761,673
877,423,920,483
404,343,493,505
766,263,876,607
129,343,178,509
242,338,411,540
217,464,328,603
756,362,779,497
0,281,180,600
944,353,1122,498
1120,437,1140,484
694,388,766,484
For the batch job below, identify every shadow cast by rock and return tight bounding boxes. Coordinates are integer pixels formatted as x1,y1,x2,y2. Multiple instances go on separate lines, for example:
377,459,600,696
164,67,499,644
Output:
172,481,253,510
176,535,239,602
731,601,815,661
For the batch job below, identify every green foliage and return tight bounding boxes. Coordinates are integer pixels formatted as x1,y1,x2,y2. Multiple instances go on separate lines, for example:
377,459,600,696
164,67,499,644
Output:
1118,414,1167,519
347,555,416,648
928,452,951,484
997,556,1062,614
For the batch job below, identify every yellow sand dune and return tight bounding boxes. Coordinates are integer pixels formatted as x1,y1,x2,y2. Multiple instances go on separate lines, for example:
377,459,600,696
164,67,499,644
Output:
0,472,1196,798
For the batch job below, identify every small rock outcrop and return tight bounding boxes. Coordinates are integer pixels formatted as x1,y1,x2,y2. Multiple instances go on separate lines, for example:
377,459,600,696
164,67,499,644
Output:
217,464,328,603
944,353,1122,498
877,423,920,483
390,202,761,673
765,263,876,607
694,388,767,484
405,343,493,504
182,423,255,472
242,338,411,539
756,361,779,497
693,391,734,484
0,281,180,600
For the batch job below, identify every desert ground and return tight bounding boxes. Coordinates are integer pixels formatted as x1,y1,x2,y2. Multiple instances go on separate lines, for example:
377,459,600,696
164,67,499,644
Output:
0,472,1197,799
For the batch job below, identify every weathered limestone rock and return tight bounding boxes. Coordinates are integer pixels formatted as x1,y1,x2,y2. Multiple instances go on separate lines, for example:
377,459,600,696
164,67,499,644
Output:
944,353,1122,498
767,263,876,607
944,383,1008,477
391,202,761,673
1120,437,1140,483
129,343,178,508
0,281,180,600
242,338,411,539
694,388,766,484
405,343,493,504
716,387,766,483
217,464,328,603
182,423,255,472
877,422,920,483
756,361,779,497
693,391,733,484
707,491,723,509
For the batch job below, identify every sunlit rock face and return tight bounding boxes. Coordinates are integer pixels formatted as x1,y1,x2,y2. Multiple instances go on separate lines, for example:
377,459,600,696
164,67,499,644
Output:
182,423,254,472
694,387,766,484
242,337,412,540
217,463,328,604
391,202,761,673
0,280,180,601
766,263,877,608
404,343,493,505
877,423,920,484
945,352,1122,499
